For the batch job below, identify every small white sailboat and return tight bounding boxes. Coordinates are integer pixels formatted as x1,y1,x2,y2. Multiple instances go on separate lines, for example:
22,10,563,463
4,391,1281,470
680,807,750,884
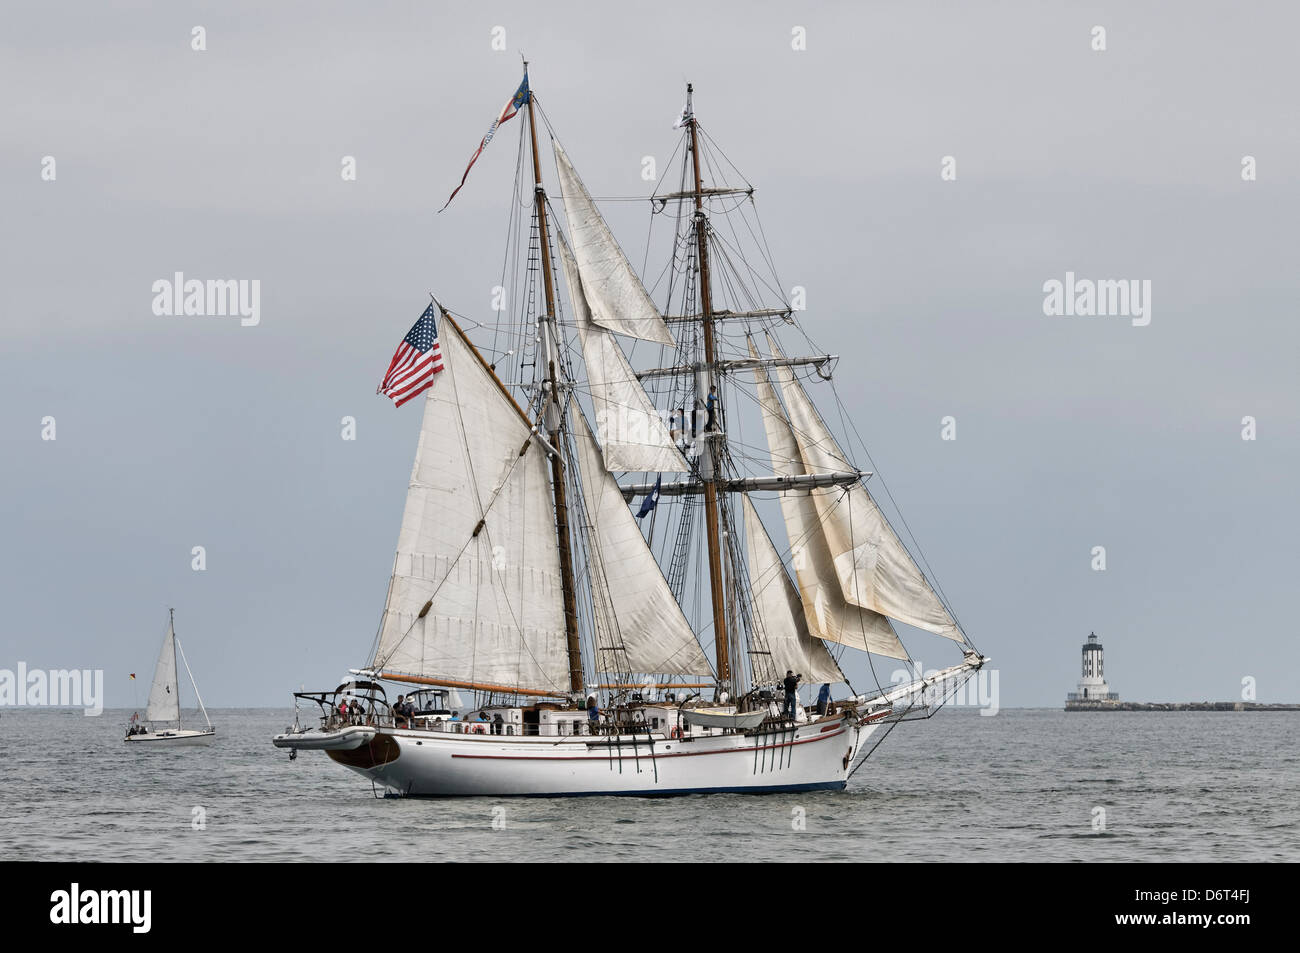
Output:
125,608,215,746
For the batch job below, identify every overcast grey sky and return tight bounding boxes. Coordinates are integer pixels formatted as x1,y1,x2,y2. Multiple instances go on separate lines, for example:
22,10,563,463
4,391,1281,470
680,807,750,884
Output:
2,2,1296,708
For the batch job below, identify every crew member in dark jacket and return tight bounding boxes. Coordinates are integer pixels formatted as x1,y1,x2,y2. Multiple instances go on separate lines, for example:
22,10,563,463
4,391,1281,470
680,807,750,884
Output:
782,671,801,721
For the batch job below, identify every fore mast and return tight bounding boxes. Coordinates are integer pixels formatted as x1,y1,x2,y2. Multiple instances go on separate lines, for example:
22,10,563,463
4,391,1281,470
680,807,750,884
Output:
524,67,583,695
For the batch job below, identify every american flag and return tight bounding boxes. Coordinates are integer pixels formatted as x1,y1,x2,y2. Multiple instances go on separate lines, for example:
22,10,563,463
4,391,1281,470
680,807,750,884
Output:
377,304,445,407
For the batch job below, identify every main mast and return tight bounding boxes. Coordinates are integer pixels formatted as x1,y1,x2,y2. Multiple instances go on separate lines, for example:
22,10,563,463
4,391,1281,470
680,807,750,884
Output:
686,85,732,691
170,607,181,729
525,70,584,695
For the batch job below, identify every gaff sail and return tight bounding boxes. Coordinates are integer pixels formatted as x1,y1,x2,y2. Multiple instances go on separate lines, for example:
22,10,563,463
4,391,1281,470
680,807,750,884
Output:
372,315,571,693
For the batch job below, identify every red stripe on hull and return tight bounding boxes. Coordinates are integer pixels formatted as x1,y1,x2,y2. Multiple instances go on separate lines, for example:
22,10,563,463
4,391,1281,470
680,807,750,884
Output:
444,726,846,762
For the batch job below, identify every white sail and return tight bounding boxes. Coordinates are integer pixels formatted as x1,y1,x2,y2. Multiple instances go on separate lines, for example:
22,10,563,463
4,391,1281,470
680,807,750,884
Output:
557,232,687,474
769,336,963,642
145,622,180,723
752,343,907,660
372,316,571,693
571,407,713,676
553,141,675,346
740,494,843,684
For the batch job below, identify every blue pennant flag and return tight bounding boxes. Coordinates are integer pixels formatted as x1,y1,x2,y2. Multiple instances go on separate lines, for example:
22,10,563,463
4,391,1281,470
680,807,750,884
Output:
635,475,661,519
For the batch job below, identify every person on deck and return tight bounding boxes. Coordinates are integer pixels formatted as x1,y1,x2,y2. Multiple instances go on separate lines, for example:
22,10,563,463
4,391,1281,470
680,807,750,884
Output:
782,671,801,721
587,695,600,735
393,695,409,728
816,683,832,716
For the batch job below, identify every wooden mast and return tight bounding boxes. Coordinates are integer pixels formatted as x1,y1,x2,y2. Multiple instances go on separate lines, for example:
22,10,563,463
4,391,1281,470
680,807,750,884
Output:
525,69,584,695
687,84,732,690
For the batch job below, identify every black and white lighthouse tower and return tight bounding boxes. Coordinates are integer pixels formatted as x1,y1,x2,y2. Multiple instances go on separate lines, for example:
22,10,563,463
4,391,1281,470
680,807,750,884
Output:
1068,632,1117,703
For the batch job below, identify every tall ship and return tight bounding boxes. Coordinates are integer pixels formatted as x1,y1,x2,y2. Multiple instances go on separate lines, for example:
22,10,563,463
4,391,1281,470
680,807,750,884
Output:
273,68,987,796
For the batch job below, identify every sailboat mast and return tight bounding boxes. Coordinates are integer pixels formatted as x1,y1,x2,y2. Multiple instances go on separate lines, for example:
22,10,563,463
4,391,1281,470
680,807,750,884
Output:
525,72,583,695
686,85,732,690
169,607,181,729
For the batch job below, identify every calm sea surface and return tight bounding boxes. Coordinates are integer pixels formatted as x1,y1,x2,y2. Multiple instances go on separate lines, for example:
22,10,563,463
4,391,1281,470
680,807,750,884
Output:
1,708,1294,862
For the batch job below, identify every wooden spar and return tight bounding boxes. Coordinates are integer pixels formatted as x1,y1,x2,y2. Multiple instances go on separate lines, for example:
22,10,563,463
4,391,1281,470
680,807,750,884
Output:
653,186,753,201
437,308,562,458
618,470,868,500
687,84,731,689
377,671,569,699
664,307,791,324
636,353,835,381
525,76,584,696
438,310,533,430
596,682,714,690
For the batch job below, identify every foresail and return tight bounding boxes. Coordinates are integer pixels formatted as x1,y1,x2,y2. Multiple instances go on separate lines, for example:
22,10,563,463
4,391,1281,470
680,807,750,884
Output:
752,347,906,659
372,316,571,692
571,407,713,676
553,141,675,346
558,232,688,474
768,335,963,643
146,624,180,723
741,494,843,684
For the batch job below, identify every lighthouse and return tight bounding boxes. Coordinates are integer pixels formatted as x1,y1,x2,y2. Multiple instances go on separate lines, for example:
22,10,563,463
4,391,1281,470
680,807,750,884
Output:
1068,632,1117,703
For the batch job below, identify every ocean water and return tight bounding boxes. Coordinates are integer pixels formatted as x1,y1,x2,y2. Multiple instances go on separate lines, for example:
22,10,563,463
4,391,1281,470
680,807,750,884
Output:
0,708,1294,862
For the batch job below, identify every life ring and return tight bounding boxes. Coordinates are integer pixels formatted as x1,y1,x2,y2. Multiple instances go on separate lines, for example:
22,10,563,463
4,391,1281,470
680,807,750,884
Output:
467,723,487,734
670,726,682,739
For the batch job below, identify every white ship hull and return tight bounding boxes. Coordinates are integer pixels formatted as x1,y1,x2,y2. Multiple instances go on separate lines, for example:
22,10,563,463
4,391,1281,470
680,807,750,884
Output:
125,728,215,746
301,713,880,797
